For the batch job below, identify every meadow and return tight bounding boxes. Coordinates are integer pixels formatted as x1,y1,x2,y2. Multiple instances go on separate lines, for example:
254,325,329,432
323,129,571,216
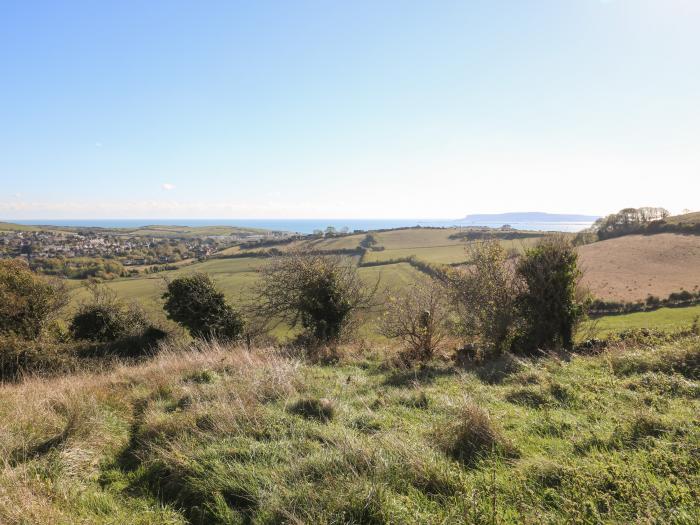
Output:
589,304,700,336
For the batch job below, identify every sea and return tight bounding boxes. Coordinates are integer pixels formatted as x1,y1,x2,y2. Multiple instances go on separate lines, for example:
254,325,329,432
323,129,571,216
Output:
8,218,595,234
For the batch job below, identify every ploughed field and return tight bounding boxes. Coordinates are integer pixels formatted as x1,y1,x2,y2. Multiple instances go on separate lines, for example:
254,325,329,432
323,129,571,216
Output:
578,233,700,302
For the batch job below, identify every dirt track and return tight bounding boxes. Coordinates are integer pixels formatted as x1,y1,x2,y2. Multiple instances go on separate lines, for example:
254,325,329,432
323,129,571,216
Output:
578,233,700,302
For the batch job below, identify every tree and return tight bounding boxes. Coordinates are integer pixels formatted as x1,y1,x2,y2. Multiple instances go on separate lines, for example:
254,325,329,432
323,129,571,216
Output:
0,259,67,340
253,251,376,343
359,234,378,249
162,273,244,341
590,207,669,240
446,240,522,356
515,236,588,351
379,278,451,361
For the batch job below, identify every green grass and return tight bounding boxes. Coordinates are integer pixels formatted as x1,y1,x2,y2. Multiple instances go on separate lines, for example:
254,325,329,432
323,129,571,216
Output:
589,305,700,337
1,336,699,523
363,244,469,264
69,257,265,318
0,221,269,238
66,229,700,341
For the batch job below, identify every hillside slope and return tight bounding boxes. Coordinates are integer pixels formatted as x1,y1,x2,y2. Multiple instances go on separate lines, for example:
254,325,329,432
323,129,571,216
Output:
1,337,698,523
578,233,700,301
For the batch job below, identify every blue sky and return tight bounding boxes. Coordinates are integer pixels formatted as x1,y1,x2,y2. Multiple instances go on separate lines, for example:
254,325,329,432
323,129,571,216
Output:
1,1,699,219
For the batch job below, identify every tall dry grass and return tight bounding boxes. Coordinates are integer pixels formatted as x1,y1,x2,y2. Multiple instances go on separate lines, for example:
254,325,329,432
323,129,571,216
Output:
0,340,300,524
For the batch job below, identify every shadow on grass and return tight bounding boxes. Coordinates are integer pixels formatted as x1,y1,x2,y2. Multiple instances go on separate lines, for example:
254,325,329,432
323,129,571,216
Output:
382,364,457,387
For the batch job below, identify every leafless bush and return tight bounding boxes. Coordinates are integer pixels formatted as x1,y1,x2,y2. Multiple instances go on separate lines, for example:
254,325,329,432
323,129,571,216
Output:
251,250,377,343
379,278,451,361
446,240,523,357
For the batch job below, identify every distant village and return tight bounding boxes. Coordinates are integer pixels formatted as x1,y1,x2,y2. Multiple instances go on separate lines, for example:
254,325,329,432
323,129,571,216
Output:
0,228,291,277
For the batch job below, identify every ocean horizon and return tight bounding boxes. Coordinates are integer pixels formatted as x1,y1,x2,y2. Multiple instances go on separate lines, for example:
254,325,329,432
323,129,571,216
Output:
5,218,595,234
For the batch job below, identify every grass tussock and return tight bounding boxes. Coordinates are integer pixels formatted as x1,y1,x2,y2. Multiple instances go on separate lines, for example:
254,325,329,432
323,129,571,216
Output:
288,396,335,422
0,336,699,523
436,400,519,466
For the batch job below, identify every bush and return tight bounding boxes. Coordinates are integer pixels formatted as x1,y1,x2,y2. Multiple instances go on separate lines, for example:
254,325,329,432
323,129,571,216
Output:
71,283,149,342
0,259,68,340
71,283,168,356
379,278,451,361
163,274,244,341
253,251,375,343
0,334,81,381
514,236,588,352
446,240,522,357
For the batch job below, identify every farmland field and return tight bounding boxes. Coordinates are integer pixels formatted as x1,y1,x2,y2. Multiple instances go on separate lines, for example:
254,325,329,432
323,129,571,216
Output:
588,304,700,336
578,233,700,302
63,227,700,339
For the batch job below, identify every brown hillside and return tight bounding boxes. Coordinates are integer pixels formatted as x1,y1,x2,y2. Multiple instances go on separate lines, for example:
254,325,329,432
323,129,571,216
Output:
578,233,700,302
665,211,700,225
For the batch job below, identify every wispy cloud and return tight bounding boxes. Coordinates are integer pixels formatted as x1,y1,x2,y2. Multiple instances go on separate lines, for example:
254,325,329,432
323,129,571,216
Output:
161,183,176,191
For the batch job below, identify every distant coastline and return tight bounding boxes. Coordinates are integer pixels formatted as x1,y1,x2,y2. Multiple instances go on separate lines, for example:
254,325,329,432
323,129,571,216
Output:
5,216,598,234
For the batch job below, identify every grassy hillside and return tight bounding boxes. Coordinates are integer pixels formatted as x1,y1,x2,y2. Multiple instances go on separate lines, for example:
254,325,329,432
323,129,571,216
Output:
1,336,698,523
0,221,42,232
0,221,270,238
68,257,265,319
664,211,700,226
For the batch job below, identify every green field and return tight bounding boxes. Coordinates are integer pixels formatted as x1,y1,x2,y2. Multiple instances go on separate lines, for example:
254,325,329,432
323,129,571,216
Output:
588,305,700,336
68,257,424,338
0,221,269,238
69,257,265,319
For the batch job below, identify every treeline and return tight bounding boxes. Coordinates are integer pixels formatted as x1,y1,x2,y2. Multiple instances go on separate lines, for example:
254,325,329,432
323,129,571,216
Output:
589,290,700,316
236,235,304,250
31,257,127,279
575,207,700,244
448,229,543,241
219,247,366,260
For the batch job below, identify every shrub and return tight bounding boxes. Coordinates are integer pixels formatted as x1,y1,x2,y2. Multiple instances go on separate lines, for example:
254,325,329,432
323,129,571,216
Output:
446,240,522,357
515,236,588,352
0,259,68,340
379,278,451,361
163,273,244,341
253,251,375,343
71,283,149,342
71,283,168,357
0,334,81,381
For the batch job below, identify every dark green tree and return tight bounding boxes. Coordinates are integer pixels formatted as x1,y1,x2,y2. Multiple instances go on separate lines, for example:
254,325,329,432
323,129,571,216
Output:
162,273,244,340
515,236,588,351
